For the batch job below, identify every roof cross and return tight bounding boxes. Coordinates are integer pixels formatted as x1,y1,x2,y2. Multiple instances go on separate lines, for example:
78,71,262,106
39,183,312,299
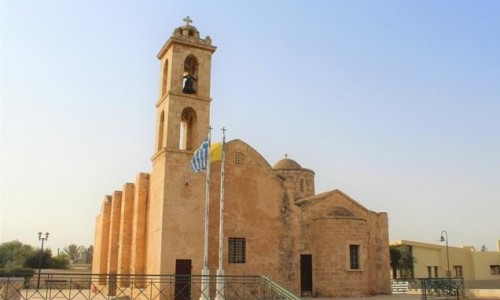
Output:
183,16,193,26
284,153,289,159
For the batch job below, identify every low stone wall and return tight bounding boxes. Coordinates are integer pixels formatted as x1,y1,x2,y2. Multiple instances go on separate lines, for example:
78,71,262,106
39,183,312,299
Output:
393,288,500,298
465,280,500,289
466,289,500,298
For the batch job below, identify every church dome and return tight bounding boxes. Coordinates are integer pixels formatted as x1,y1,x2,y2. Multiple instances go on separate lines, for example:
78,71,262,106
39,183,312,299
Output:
273,157,302,170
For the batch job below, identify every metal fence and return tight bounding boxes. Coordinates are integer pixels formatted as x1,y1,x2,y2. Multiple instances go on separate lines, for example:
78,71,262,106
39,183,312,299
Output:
420,278,464,300
392,278,465,300
0,273,300,300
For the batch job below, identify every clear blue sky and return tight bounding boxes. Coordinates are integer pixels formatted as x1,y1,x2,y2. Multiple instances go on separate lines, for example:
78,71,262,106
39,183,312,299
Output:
1,1,499,253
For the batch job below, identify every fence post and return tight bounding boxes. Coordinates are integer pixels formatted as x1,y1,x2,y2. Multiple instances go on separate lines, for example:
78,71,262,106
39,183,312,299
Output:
108,273,117,296
421,279,426,300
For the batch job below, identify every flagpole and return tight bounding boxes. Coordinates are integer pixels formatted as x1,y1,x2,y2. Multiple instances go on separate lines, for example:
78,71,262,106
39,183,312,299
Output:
215,127,226,300
200,127,212,300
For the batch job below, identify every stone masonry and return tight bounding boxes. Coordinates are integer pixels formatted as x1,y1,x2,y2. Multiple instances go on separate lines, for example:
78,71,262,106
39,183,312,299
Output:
92,19,391,297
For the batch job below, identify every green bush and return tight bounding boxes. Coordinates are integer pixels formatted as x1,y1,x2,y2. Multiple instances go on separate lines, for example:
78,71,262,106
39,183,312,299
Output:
24,249,52,269
0,267,35,278
0,268,35,288
51,255,70,269
0,241,35,268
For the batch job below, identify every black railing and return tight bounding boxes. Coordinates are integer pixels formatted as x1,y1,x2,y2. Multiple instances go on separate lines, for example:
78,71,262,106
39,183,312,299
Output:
420,278,464,300
0,273,300,300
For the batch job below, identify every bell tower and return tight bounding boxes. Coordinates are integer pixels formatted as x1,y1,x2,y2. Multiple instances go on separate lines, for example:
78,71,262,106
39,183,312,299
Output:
148,17,216,275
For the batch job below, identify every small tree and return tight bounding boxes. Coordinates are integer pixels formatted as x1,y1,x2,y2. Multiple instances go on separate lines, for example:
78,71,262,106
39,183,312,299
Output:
0,240,35,269
51,255,70,269
86,245,93,265
390,247,402,279
399,245,415,278
390,245,416,279
24,248,52,269
63,244,79,262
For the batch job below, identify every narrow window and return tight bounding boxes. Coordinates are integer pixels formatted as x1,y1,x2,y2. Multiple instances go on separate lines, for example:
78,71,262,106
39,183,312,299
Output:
234,152,242,165
434,266,439,278
427,266,432,278
453,266,463,277
228,238,246,264
349,245,360,270
161,60,168,96
299,178,304,192
179,108,196,150
491,265,500,275
157,111,165,151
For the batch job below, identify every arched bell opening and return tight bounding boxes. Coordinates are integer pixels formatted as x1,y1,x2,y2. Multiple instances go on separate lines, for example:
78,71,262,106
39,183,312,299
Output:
179,108,197,150
182,55,198,94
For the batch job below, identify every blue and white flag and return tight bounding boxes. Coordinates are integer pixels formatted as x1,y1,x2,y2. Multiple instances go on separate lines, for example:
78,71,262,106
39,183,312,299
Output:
191,137,209,173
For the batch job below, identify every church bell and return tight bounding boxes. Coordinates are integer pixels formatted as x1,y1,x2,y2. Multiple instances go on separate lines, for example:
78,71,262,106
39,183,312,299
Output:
183,74,196,94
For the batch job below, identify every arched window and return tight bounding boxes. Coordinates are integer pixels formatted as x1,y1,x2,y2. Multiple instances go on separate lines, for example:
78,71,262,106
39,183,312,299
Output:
161,60,168,96
182,55,198,94
157,111,165,151
179,108,197,150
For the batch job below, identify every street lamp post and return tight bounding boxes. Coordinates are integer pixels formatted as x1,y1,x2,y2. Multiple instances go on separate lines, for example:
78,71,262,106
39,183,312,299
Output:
440,230,450,278
37,232,49,289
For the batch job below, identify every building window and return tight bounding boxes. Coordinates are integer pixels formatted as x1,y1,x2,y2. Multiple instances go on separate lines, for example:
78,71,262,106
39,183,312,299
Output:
228,238,246,264
491,265,500,275
299,178,304,192
427,266,441,278
349,245,360,270
454,266,463,277
234,152,242,165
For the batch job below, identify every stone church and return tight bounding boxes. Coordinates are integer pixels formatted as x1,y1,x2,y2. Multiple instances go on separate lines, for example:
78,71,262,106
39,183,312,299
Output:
92,19,391,298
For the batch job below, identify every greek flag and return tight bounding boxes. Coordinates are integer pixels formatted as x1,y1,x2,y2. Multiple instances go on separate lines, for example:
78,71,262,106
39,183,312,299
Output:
191,137,209,173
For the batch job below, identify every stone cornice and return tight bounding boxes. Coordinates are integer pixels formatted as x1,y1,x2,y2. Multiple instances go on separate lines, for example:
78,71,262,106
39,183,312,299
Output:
151,147,194,161
156,91,211,108
157,37,217,59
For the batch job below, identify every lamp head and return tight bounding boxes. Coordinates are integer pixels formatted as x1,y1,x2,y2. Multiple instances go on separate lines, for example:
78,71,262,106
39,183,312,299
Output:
38,231,49,240
440,235,445,242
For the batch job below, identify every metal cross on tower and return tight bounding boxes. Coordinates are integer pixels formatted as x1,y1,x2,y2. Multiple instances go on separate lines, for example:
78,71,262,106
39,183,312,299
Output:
183,16,193,26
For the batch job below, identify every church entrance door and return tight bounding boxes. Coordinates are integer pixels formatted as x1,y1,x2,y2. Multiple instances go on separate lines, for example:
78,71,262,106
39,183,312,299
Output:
300,254,313,296
175,259,192,300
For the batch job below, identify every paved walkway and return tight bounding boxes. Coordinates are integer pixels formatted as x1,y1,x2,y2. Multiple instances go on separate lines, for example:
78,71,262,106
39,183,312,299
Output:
305,294,500,300
305,294,421,300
